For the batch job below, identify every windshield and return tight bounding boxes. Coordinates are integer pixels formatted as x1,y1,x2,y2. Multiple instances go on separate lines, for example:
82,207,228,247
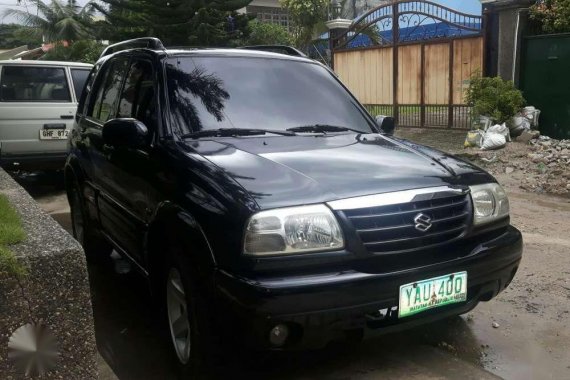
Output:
165,56,376,135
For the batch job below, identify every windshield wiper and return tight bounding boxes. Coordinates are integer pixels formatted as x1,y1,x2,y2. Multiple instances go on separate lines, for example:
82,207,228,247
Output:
181,128,295,139
286,124,364,134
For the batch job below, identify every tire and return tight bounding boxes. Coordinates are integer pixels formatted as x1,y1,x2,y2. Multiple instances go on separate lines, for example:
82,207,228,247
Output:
164,254,220,378
69,182,112,264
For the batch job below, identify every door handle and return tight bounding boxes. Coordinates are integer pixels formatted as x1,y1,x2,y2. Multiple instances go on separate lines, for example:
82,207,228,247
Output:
60,115,74,119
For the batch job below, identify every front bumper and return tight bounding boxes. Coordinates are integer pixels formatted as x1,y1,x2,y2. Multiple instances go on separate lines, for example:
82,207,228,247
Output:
214,226,522,350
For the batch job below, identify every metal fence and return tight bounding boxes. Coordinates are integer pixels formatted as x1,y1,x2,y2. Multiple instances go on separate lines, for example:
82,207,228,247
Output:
331,0,485,129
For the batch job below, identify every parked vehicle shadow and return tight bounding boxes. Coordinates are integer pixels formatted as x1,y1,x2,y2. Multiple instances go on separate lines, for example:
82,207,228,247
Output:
87,258,487,380
6,170,65,197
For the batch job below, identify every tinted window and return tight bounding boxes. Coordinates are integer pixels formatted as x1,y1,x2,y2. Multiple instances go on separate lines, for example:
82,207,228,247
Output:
70,69,90,99
165,57,375,134
0,66,71,102
118,60,157,132
88,59,129,122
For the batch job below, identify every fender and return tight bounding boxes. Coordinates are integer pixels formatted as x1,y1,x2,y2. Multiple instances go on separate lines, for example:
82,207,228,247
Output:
145,201,216,283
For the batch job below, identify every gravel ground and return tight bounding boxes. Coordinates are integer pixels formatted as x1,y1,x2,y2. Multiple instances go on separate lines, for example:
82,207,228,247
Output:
395,128,570,197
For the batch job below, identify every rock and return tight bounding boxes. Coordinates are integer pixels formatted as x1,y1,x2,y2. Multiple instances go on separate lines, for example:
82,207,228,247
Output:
505,167,515,174
528,153,545,163
515,129,540,143
492,322,500,328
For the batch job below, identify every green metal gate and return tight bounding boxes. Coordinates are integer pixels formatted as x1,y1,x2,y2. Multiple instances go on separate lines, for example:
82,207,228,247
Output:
520,33,570,139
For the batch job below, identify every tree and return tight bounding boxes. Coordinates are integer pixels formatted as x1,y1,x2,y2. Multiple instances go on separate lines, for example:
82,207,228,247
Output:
93,0,252,46
3,0,96,43
280,0,328,51
42,40,104,63
530,0,570,34
0,24,43,49
280,0,380,53
242,20,293,46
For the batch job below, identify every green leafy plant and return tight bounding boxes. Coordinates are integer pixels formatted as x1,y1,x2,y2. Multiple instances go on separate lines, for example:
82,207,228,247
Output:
42,39,104,63
0,194,26,278
242,20,293,46
466,74,526,124
3,0,97,43
92,0,252,47
281,0,328,50
530,0,570,34
0,24,43,49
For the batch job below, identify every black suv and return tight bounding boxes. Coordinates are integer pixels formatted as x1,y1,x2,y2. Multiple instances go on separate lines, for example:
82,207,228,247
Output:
66,38,522,373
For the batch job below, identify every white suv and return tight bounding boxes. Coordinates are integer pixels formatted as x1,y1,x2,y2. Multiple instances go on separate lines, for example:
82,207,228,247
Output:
0,60,92,171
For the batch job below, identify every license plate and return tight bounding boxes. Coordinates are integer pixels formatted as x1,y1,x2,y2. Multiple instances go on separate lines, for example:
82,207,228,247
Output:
398,271,467,318
40,129,69,140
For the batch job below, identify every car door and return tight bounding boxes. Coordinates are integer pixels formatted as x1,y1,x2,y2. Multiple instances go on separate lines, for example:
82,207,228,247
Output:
96,58,159,263
0,64,76,160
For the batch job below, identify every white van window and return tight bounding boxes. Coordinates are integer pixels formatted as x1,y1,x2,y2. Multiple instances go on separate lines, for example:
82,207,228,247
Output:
71,69,90,99
0,66,71,102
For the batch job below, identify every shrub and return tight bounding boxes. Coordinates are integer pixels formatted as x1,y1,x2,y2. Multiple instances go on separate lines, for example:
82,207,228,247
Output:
530,0,570,34
243,20,293,46
466,75,526,123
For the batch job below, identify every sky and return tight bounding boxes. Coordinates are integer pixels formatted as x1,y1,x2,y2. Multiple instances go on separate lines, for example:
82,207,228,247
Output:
0,0,482,25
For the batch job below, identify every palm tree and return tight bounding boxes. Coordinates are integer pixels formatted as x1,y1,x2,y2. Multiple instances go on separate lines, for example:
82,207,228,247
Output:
3,0,96,43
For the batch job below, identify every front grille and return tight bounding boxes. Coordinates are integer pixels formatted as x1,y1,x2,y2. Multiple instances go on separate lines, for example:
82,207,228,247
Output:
340,190,471,255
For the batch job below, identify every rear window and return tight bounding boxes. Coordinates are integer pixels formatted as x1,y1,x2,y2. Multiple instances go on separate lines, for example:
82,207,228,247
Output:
0,66,71,102
71,69,90,99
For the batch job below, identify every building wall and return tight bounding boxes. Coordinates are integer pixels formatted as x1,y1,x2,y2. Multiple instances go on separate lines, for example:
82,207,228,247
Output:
484,0,534,85
241,0,291,30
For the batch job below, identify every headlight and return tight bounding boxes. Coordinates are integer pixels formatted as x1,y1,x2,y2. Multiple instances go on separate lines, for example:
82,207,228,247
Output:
243,204,344,256
469,183,509,225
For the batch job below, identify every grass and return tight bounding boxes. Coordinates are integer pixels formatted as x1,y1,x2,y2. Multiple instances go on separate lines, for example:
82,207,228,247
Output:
0,194,26,278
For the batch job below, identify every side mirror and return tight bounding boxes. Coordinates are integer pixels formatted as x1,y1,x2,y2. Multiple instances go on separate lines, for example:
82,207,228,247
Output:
375,115,396,135
102,118,149,149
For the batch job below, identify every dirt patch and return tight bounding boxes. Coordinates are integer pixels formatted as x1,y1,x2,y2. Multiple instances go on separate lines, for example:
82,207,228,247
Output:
395,129,570,197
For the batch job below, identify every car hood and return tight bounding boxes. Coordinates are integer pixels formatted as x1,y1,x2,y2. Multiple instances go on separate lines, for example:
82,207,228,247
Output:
185,133,491,210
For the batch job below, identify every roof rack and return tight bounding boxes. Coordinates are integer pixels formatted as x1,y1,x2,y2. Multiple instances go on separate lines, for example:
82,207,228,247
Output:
100,37,165,58
238,45,306,57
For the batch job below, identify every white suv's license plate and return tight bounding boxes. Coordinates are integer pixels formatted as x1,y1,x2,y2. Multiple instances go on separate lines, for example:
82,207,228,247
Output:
40,129,69,140
399,271,467,318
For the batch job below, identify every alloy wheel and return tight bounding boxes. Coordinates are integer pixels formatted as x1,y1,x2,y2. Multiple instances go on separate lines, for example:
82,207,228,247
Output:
166,267,192,364
71,189,85,245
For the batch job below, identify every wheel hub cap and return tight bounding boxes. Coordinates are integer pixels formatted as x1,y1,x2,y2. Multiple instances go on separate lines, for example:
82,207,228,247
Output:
166,268,191,364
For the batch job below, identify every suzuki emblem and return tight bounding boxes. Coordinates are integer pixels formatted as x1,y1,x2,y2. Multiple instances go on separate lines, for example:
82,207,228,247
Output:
413,213,432,232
